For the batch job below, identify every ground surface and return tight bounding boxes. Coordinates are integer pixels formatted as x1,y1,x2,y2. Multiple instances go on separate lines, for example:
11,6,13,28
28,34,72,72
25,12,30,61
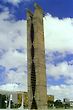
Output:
0,108,73,110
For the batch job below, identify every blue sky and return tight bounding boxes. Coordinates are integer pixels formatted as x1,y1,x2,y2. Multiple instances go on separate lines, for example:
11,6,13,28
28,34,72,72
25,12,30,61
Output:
1,0,73,20
0,0,73,100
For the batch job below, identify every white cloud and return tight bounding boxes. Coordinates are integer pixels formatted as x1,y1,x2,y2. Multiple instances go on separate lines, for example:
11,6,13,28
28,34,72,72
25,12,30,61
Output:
44,14,73,51
0,83,26,92
47,84,73,100
0,49,27,68
0,11,27,50
3,0,31,5
46,62,73,80
44,14,73,100
6,70,27,84
0,9,27,65
0,9,27,89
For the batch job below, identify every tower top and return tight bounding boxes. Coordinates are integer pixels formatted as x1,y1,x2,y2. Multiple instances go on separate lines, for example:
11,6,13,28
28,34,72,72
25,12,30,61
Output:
34,3,44,15
26,3,44,19
26,9,33,20
34,3,42,10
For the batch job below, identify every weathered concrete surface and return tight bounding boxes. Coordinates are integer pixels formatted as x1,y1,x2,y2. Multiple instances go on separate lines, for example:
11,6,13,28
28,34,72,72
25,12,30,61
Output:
27,4,47,109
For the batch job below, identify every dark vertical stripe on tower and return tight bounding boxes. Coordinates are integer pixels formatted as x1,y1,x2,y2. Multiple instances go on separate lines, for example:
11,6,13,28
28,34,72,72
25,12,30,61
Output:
30,19,37,109
31,61,36,96
31,45,34,60
30,23,34,43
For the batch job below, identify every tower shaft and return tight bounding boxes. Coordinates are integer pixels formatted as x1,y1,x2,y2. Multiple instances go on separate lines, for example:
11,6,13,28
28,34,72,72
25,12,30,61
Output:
27,4,47,109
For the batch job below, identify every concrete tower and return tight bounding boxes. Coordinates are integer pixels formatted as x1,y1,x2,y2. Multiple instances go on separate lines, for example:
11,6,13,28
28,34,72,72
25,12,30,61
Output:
27,4,47,109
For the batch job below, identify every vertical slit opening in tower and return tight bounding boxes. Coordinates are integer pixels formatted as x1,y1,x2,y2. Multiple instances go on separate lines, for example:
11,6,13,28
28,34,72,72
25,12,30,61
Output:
30,23,34,43
31,45,34,59
31,97,37,109
31,61,36,96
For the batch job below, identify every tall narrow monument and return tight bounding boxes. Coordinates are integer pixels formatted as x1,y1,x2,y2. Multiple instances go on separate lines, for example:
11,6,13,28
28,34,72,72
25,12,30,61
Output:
27,4,47,109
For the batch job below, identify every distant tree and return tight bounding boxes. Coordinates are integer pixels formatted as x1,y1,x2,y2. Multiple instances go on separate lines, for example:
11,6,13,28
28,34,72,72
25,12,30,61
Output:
47,100,54,108
54,100,63,108
0,94,2,108
1,95,6,108
64,103,70,109
14,103,21,108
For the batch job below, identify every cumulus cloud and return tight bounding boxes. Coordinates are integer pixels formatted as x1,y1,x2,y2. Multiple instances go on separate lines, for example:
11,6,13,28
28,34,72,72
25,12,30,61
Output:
0,50,27,68
44,14,73,100
46,61,73,82
3,0,32,5
44,14,73,51
47,62,68,78
47,84,73,100
0,83,26,92
0,8,27,64
0,11,27,50
6,70,27,85
0,8,27,89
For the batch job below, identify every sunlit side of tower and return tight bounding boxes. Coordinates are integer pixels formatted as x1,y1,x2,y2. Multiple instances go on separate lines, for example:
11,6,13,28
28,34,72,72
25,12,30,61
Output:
27,4,47,109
